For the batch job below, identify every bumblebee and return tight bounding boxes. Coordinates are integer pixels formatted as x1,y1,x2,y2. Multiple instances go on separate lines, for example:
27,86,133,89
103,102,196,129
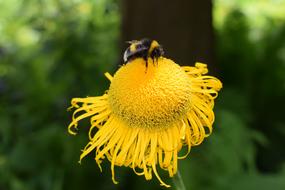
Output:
123,38,164,68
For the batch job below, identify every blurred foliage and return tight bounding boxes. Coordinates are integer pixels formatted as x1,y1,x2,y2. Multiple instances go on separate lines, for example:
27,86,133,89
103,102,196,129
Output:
0,0,120,189
0,0,285,190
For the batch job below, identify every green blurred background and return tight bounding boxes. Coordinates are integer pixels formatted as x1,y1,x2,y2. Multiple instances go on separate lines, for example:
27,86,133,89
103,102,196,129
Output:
0,0,285,189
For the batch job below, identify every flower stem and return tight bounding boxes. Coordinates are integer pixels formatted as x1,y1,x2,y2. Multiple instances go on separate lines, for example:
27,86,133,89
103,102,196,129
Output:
173,170,186,190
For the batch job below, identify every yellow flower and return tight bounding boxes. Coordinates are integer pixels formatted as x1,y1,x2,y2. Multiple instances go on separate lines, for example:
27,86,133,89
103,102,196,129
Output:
68,57,222,187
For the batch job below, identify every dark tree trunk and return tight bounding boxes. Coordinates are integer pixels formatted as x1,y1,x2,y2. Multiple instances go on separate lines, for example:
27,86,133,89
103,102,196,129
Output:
120,0,214,69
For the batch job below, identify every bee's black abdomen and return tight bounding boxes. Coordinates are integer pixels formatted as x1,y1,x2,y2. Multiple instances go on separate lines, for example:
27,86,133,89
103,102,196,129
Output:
124,49,148,63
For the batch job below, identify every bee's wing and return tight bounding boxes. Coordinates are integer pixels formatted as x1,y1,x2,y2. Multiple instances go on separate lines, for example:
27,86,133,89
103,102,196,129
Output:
126,40,138,44
123,47,129,62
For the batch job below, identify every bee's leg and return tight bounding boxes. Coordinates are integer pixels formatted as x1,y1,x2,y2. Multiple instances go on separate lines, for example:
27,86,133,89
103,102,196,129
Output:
143,56,148,73
151,49,159,66
155,57,158,66
145,60,149,73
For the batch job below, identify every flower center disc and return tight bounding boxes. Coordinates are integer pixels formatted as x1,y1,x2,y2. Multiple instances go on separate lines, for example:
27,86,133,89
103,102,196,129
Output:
108,58,192,129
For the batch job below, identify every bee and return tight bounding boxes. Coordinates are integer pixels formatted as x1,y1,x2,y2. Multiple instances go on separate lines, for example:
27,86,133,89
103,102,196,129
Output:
123,38,164,68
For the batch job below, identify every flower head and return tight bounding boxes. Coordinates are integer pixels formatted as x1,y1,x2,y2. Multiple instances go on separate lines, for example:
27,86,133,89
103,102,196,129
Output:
68,55,222,187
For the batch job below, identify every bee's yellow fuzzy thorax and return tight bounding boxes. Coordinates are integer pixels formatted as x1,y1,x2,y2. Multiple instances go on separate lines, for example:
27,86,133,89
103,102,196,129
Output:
148,40,159,54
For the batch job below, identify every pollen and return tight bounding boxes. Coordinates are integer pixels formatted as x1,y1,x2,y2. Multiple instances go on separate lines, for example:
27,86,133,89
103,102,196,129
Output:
108,58,192,129
67,57,222,187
